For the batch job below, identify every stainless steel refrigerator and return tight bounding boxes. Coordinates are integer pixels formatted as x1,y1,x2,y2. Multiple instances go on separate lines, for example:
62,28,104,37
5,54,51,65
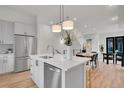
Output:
14,34,36,72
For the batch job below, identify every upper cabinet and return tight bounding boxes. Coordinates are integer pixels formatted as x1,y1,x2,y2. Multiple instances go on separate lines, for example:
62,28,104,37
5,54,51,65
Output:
14,22,36,36
0,20,14,44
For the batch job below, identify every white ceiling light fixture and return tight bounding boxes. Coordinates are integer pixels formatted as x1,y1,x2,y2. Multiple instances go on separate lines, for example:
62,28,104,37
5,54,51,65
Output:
84,24,88,28
52,6,62,32
52,24,61,32
62,18,74,30
62,6,74,31
112,16,118,21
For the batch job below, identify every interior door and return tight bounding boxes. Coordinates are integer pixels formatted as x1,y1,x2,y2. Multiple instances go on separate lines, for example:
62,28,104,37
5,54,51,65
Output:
15,35,26,58
106,37,115,54
115,37,123,54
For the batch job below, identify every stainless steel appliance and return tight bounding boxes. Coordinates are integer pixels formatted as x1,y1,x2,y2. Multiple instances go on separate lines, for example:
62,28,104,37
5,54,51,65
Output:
44,63,61,88
15,34,36,72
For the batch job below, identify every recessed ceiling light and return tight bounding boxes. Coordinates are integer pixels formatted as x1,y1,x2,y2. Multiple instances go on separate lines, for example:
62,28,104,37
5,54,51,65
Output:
84,25,88,28
50,21,54,25
73,17,77,21
108,5,113,6
93,28,96,30
112,16,118,21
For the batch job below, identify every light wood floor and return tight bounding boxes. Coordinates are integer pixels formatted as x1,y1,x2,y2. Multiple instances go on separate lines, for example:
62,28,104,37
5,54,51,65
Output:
0,71,37,88
90,62,124,88
0,62,124,88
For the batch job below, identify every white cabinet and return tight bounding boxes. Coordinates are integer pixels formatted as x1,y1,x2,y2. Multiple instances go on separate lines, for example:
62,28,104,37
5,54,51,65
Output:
6,55,14,72
30,59,36,82
14,22,36,36
0,57,3,73
30,58,43,87
0,54,14,74
30,59,39,84
0,20,14,44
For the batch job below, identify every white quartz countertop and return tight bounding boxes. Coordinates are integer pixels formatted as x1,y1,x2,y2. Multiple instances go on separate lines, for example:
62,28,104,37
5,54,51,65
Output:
30,54,91,71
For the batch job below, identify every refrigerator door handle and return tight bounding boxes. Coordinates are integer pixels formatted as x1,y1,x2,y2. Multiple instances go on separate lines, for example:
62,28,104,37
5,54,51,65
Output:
24,37,27,56
27,38,29,56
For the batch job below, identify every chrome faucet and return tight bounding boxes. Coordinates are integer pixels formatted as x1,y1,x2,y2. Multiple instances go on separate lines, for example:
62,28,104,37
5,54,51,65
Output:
47,45,61,56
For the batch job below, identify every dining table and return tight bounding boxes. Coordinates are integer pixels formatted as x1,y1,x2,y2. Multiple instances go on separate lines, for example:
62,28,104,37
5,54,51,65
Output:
76,52,98,68
76,52,96,58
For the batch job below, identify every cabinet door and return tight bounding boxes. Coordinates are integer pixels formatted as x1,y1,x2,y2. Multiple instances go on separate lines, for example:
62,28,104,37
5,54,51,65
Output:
0,21,3,44
14,22,36,36
0,57,3,74
0,56,8,74
34,60,39,85
0,56,7,74
37,61,44,88
6,55,14,72
30,59,38,83
30,59,35,79
14,22,25,35
3,21,14,44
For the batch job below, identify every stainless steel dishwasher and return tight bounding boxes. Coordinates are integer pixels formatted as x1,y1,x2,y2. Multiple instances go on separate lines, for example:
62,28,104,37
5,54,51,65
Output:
44,63,61,88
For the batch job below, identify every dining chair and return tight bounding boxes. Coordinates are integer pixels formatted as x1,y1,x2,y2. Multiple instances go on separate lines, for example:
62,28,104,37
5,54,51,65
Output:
103,53,114,64
116,53,123,64
94,53,98,68
103,53,107,62
90,53,98,68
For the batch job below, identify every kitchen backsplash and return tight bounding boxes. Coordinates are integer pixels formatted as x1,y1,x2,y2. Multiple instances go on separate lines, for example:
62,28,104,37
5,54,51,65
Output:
0,44,13,54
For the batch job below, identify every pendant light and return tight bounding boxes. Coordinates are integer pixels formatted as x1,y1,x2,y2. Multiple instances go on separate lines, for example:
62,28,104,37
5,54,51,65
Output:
62,19,74,30
52,6,62,32
62,6,74,30
52,24,61,32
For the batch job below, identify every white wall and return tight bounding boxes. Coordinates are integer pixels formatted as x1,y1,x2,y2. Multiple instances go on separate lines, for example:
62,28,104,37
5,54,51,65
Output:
37,24,63,54
0,7,36,24
37,17,81,54
82,33,99,52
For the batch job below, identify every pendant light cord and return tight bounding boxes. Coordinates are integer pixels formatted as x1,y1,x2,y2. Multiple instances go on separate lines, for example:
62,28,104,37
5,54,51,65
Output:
60,5,64,39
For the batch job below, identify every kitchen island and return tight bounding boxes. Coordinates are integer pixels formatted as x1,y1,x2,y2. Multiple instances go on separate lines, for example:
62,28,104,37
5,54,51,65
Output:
30,54,90,88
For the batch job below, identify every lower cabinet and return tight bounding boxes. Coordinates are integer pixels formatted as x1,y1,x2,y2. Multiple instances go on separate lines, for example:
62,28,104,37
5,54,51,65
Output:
0,54,14,74
30,58,44,87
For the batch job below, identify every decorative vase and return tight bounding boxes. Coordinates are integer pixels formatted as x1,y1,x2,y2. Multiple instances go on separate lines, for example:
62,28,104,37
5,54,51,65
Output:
66,46,72,60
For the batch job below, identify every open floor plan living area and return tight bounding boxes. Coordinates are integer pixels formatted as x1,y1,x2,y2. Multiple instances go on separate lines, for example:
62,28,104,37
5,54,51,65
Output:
0,5,124,88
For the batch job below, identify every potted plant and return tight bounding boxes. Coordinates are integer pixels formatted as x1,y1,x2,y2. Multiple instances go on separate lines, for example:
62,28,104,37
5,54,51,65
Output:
100,44,104,53
64,31,72,60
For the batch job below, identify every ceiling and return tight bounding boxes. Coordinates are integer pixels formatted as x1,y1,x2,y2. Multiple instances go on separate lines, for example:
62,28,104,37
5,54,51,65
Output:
1,5,124,34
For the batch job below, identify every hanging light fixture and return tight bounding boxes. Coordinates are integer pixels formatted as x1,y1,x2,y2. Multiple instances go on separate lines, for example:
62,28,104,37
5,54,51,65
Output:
52,24,61,32
52,5,74,32
62,6,74,30
62,19,74,30
52,6,62,32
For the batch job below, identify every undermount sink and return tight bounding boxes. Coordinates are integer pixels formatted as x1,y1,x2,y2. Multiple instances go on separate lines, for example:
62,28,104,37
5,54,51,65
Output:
39,56,53,59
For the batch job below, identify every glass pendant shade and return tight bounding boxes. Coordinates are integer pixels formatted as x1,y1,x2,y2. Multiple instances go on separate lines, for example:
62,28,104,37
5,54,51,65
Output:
52,24,61,32
62,20,74,30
